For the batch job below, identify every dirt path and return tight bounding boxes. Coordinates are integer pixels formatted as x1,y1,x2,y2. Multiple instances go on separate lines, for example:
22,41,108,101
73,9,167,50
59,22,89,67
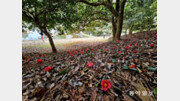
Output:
22,37,109,53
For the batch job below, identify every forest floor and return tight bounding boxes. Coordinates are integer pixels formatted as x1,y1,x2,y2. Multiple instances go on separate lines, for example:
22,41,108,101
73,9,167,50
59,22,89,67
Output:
22,31,157,101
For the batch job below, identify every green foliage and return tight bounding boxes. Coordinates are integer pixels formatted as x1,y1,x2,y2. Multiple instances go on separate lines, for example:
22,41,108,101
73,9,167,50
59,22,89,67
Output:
23,0,157,35
22,0,79,31
124,0,157,32
63,1,112,35
154,87,157,95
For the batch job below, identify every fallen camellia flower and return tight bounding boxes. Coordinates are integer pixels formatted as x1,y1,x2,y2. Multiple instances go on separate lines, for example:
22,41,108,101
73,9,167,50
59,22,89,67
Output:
87,62,93,67
37,59,43,63
105,49,108,51
80,51,84,54
118,51,122,54
101,80,111,91
69,52,73,56
74,51,77,54
113,47,116,49
125,46,130,49
150,44,154,47
135,43,138,46
129,65,135,68
26,59,30,62
44,66,53,72
133,50,137,53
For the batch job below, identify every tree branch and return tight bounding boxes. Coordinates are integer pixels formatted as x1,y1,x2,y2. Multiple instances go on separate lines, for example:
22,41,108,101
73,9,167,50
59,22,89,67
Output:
78,0,104,6
22,10,34,21
78,0,119,17
103,2,119,16
119,0,127,14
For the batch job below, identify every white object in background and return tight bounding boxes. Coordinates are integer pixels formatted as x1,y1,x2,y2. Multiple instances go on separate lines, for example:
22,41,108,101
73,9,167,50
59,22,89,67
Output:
24,31,41,40
66,35,73,39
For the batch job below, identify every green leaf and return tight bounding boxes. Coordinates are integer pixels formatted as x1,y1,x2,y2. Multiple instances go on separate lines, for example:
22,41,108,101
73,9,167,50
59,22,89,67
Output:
123,65,129,69
130,68,138,71
154,87,157,95
147,67,156,71
60,66,72,75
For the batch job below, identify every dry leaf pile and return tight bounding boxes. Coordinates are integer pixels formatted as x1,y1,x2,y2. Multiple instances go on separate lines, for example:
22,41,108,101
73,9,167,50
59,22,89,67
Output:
22,30,157,101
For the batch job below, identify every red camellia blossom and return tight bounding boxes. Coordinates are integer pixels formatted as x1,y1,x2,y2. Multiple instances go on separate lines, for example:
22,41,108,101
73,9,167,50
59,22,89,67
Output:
27,59,30,62
74,51,77,54
69,52,73,56
85,49,88,52
129,43,131,46
125,46,129,49
135,43,138,46
118,51,122,54
101,80,111,91
80,51,84,54
113,47,116,49
116,40,120,43
41,54,44,57
150,44,154,47
44,66,53,72
105,49,108,51
87,62,93,67
145,38,148,41
129,65,135,68
133,50,137,53
37,59,43,63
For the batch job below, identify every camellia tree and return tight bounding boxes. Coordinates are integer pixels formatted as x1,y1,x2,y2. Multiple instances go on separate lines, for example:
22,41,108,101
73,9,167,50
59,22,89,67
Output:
76,0,156,39
124,0,157,34
22,0,78,53
77,0,127,41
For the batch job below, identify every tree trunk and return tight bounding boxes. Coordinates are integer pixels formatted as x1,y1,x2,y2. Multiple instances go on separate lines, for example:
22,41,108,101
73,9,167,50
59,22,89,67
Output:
44,29,57,53
129,24,134,34
115,17,121,40
112,16,116,41
115,0,127,41
115,16,124,40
